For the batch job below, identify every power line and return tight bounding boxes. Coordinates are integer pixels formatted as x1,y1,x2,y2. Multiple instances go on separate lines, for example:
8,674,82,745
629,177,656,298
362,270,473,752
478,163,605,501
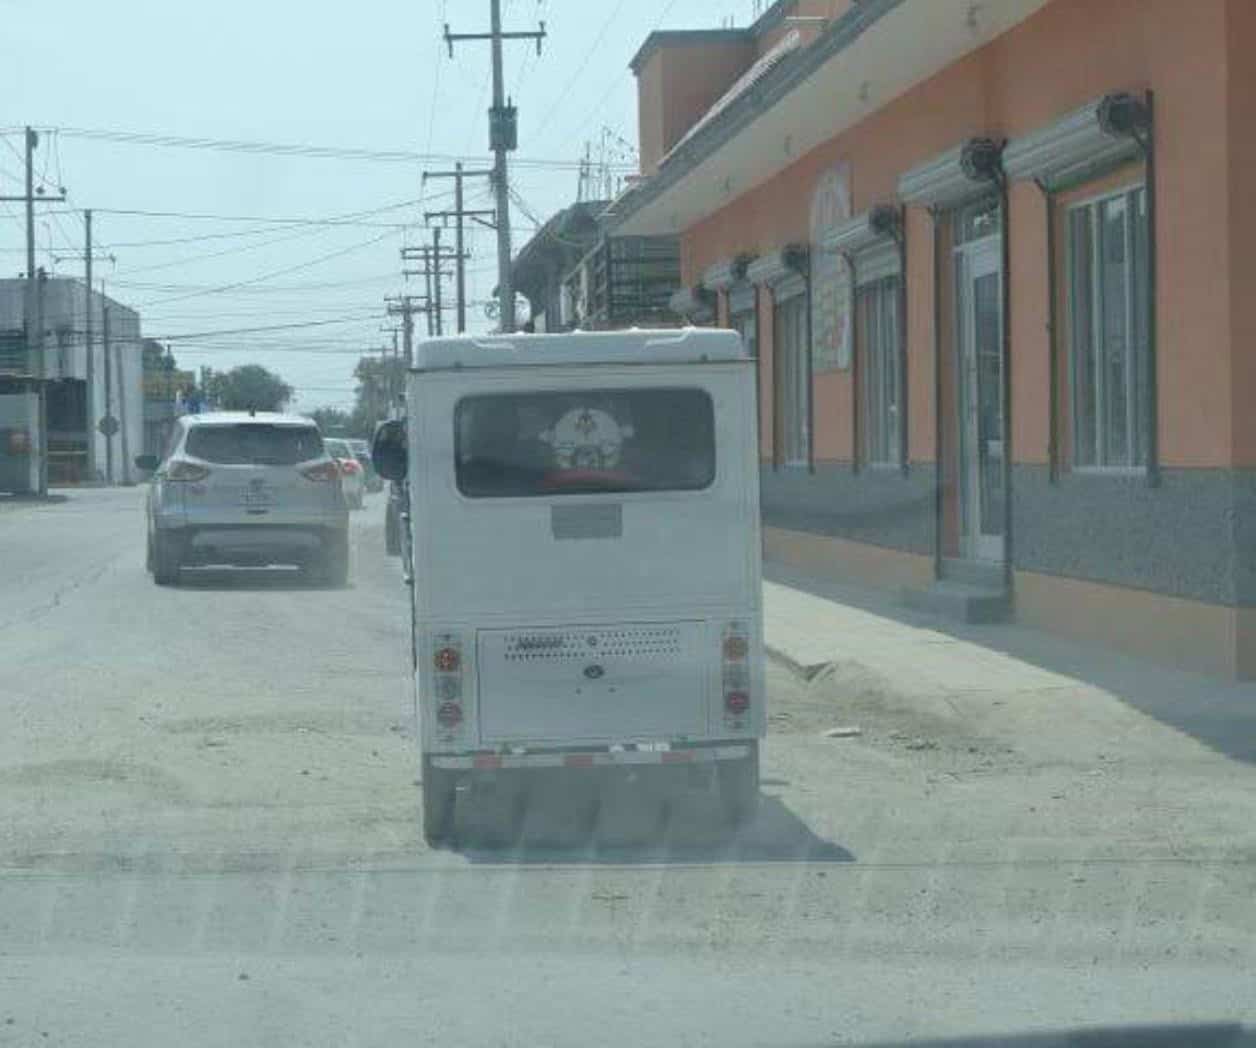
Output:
133,228,400,308
112,216,407,278
156,344,374,356
420,0,448,224
142,303,390,321
109,272,405,293
148,314,384,341
49,125,626,172
552,0,682,150
531,0,630,144
39,194,443,228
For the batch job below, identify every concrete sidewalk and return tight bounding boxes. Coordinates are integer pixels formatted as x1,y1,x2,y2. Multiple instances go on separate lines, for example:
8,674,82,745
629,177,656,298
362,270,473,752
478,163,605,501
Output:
763,566,1075,697
761,560,1256,765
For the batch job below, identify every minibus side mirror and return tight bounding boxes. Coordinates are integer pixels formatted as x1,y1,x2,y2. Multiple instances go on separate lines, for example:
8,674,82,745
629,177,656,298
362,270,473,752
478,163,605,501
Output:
134,454,160,473
372,419,408,482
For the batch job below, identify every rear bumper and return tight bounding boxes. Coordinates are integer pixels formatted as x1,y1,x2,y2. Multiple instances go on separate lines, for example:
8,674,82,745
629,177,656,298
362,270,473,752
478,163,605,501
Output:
430,743,753,772
159,524,345,565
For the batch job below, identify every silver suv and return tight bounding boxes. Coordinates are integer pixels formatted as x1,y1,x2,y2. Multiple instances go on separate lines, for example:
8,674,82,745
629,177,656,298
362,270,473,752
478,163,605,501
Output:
137,412,350,586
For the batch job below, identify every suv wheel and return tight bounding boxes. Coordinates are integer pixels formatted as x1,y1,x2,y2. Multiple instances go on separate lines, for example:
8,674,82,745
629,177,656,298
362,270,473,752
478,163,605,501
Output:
315,530,350,587
385,502,400,556
152,531,183,587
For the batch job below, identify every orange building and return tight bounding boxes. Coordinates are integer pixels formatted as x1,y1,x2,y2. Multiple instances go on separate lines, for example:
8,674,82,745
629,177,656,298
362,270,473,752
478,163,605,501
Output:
609,0,1256,677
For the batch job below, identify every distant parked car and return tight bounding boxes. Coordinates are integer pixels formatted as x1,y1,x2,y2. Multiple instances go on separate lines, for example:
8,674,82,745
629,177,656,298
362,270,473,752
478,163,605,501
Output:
137,412,350,586
323,438,365,510
347,438,383,493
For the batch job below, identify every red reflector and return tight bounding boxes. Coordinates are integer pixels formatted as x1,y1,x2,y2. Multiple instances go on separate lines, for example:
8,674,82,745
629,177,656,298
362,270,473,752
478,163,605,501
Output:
436,702,463,728
723,635,749,661
434,646,461,673
661,750,692,764
473,755,502,770
564,754,595,768
724,691,750,714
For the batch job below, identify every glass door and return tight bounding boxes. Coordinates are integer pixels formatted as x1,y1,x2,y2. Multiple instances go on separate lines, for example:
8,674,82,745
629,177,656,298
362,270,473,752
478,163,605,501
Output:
956,238,1004,563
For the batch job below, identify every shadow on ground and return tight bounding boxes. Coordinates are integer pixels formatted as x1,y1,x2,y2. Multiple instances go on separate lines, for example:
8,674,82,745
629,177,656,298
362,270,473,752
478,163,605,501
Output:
854,1025,1253,1048
766,562,1256,766
445,772,852,865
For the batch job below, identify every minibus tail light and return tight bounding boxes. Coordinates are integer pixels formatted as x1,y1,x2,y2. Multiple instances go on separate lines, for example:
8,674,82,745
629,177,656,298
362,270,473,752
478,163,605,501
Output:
431,634,466,740
722,622,752,727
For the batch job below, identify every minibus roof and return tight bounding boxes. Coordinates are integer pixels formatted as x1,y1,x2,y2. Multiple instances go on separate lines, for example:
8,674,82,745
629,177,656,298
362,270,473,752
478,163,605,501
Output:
412,327,747,372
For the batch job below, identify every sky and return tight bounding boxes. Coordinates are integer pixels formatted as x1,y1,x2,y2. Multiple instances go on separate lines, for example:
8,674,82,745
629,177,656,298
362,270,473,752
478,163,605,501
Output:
0,0,765,411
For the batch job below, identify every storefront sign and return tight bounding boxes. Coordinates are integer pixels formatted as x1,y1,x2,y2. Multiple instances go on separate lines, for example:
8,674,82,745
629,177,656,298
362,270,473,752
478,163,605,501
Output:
810,165,853,372
143,369,195,399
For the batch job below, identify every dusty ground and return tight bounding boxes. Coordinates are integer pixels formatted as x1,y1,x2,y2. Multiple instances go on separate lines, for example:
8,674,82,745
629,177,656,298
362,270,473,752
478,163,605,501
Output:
1,487,1254,1046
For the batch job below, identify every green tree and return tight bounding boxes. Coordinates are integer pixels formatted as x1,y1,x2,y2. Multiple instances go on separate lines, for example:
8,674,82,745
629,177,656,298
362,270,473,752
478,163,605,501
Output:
308,406,354,436
203,364,294,413
351,354,405,433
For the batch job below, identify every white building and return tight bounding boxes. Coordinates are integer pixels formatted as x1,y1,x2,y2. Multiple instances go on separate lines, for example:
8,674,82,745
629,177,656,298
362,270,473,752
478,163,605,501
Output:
0,276,144,488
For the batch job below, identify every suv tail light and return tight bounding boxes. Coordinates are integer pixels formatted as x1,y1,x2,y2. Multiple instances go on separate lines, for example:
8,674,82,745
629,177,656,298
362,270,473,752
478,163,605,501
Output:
165,459,211,482
301,460,340,483
721,622,751,728
338,458,362,475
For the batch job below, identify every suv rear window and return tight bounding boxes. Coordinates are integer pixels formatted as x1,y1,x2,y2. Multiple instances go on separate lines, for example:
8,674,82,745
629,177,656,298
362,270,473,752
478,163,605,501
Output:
455,388,716,498
185,424,324,466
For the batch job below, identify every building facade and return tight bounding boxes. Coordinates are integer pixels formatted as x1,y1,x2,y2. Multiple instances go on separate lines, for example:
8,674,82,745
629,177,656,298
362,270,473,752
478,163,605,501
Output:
610,0,1256,677
513,202,607,332
512,200,681,332
0,277,144,487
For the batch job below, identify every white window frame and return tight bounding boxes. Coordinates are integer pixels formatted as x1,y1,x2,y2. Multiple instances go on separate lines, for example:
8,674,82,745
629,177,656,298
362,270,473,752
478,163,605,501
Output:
1066,181,1149,473
731,307,757,359
858,275,902,469
774,293,810,467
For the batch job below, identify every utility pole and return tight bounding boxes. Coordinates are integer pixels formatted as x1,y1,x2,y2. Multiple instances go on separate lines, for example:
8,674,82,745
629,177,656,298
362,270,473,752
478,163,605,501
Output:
377,325,401,419
84,210,94,480
444,3,545,332
56,226,116,483
102,299,113,485
0,127,68,495
422,257,434,336
52,211,116,482
402,237,468,337
423,163,494,333
385,294,421,366
115,324,130,485
432,226,443,336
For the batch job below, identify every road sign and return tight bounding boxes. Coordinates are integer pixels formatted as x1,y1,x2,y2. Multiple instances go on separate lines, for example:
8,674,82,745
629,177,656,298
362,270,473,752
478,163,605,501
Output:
97,415,120,438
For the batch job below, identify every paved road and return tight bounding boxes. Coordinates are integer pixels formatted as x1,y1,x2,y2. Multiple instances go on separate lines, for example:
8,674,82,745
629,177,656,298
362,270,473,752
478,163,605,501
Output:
2,488,1255,1047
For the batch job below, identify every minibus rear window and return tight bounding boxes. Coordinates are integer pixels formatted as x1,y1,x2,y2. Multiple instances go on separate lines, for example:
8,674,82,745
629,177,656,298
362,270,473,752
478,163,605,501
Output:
455,388,716,498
